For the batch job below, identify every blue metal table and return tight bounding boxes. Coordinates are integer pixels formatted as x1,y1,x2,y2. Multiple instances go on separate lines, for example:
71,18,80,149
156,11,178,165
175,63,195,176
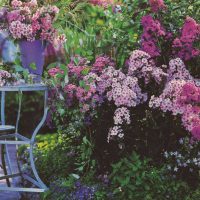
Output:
0,84,48,192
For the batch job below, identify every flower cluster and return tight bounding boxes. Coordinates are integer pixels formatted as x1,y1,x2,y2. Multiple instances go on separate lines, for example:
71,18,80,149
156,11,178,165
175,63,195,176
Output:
164,137,200,174
172,17,200,61
179,82,200,139
64,83,98,112
128,50,167,84
48,67,64,77
141,15,166,57
90,0,114,8
1,0,65,44
149,79,187,115
92,55,115,74
0,70,11,86
148,0,167,13
149,56,200,140
9,20,33,40
107,126,124,142
107,107,131,142
114,107,131,125
70,181,96,200
167,58,192,82
68,56,88,79
97,66,147,107
179,82,200,105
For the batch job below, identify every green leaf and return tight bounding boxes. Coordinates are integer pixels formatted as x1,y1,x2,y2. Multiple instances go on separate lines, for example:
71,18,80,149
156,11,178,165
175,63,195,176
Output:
79,80,86,88
84,85,90,91
14,58,21,66
58,108,65,116
81,68,90,76
74,57,79,65
29,63,37,70
14,65,24,72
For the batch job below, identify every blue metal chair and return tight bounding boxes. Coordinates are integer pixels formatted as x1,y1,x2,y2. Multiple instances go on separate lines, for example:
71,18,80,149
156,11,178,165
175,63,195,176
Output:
0,84,48,192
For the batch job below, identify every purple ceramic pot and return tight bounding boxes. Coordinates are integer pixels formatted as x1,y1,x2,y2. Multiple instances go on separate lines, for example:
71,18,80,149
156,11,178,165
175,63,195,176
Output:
19,40,46,76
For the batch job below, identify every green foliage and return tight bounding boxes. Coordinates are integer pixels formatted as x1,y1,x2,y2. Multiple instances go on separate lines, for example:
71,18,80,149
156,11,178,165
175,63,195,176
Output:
33,133,78,183
75,135,96,173
185,188,200,200
110,152,189,200
0,0,7,6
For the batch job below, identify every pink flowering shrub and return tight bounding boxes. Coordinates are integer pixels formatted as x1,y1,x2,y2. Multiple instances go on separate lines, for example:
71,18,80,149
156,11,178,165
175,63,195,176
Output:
48,55,114,118
48,50,168,143
0,0,65,44
141,15,166,57
149,56,200,140
141,4,200,63
172,17,200,61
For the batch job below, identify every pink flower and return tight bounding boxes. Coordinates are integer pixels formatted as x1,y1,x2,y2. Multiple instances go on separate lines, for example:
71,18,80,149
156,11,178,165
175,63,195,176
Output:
0,70,11,87
191,126,200,140
172,17,200,60
114,107,131,125
141,15,166,57
11,0,22,8
90,0,114,8
48,67,63,77
149,0,167,13
7,10,21,23
92,55,115,74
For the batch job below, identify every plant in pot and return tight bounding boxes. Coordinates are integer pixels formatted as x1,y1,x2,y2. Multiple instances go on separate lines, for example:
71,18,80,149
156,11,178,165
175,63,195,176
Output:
0,0,66,81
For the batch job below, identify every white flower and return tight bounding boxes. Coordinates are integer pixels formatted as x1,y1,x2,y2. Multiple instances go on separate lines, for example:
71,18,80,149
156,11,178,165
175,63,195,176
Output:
193,158,198,163
183,163,187,167
174,167,178,172
167,165,171,170
179,138,184,144
186,159,190,164
164,151,169,158
118,133,124,138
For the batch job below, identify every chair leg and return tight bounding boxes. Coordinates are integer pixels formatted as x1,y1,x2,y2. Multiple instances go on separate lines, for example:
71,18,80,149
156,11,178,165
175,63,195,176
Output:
1,144,10,187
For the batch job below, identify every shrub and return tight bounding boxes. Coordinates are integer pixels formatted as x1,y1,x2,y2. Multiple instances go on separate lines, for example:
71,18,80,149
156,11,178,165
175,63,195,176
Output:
110,152,190,200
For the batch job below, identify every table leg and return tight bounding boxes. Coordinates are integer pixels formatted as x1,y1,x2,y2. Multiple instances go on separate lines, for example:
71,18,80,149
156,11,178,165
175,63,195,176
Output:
28,90,48,190
1,144,10,187
0,92,10,186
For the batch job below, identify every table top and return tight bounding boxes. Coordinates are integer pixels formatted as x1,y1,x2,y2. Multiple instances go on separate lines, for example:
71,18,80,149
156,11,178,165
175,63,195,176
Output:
0,84,48,92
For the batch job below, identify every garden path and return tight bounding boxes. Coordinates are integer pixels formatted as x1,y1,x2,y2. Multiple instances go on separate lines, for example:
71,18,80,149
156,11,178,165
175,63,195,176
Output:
0,145,21,200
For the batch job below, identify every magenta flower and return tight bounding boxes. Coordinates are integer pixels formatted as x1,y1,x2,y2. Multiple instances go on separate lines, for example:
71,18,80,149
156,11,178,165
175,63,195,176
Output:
148,0,167,13
48,67,63,77
141,15,166,57
191,126,200,140
90,0,114,8
172,17,200,60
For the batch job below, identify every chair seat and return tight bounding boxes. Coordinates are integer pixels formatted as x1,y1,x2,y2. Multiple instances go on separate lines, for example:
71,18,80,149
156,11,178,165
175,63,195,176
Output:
0,125,15,132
